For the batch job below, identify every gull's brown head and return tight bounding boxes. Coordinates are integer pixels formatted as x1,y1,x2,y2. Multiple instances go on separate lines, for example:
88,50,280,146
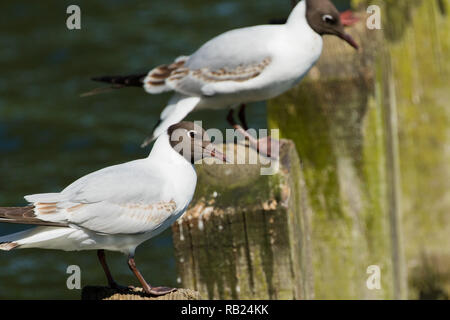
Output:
168,122,227,164
305,0,359,49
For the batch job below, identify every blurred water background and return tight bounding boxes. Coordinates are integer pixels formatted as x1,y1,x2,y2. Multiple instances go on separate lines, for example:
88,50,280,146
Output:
0,0,350,299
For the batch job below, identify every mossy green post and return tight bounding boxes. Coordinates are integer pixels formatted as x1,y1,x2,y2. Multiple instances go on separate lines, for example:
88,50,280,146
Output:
372,0,450,299
354,0,450,300
171,0,449,300
172,141,314,299
268,0,450,299
268,16,394,299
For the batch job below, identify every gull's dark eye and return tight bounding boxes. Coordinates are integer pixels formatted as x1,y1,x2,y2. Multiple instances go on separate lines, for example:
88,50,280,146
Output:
188,130,196,138
322,14,335,24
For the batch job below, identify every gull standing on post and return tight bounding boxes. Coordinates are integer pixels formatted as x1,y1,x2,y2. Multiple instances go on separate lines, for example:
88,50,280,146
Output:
87,0,359,155
0,122,226,296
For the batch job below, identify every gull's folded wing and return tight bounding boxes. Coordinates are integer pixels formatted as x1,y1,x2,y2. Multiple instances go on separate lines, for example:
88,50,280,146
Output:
23,160,180,235
158,26,278,97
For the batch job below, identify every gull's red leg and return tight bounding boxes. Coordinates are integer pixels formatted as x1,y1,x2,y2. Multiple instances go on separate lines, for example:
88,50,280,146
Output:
226,109,280,159
97,249,133,291
127,255,176,296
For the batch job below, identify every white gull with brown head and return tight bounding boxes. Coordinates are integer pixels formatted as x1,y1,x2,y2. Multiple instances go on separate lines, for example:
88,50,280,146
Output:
0,121,226,296
89,0,358,153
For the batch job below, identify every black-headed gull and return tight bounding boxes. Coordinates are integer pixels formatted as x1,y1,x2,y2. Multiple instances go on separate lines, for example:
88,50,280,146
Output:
88,0,358,154
0,122,226,296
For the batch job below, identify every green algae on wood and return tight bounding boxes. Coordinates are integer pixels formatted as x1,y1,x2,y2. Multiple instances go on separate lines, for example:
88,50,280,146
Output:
171,0,449,300
269,0,450,299
268,13,395,299
377,0,450,299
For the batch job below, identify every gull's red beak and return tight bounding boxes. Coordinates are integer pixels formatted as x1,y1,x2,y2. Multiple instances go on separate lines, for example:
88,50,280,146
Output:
338,10,359,50
340,10,359,27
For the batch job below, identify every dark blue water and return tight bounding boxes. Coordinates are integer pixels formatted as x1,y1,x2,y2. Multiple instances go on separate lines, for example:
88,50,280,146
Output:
0,0,350,299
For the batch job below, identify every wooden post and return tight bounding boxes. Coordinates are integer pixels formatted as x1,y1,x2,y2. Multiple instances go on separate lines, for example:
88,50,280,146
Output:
172,140,314,300
267,0,450,299
171,1,450,300
267,10,396,299
81,286,201,300
372,0,450,299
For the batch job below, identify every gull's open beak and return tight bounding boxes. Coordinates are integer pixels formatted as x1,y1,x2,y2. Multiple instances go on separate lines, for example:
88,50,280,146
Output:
201,141,228,163
339,31,359,50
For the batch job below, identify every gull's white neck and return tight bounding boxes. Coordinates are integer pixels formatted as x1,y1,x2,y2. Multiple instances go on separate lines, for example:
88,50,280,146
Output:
148,133,189,165
145,132,197,217
286,1,310,30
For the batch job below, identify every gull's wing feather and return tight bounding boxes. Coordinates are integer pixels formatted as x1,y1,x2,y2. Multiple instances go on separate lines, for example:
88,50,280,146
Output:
60,160,163,204
66,200,177,235
185,25,277,70
143,25,280,97
171,25,278,97
24,160,179,234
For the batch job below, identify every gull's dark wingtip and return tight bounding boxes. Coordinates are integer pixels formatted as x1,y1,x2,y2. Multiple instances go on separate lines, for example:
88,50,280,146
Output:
89,74,147,87
91,76,108,83
81,74,147,97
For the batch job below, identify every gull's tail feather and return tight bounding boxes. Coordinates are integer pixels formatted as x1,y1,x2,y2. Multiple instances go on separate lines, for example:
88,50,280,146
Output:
81,73,147,97
91,73,147,87
0,229,20,250
24,192,66,203
141,94,201,148
143,56,188,95
0,242,19,251
0,206,68,227
84,55,189,97
0,227,76,251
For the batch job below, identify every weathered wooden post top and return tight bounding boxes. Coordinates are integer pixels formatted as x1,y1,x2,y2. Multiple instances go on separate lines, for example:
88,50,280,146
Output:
173,141,314,300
